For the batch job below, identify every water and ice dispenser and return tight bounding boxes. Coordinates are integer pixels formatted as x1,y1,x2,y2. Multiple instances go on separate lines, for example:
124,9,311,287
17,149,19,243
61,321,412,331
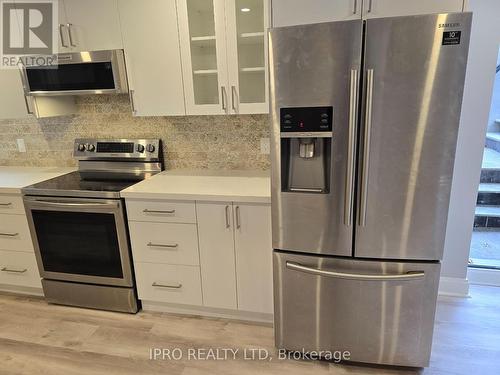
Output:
280,107,333,194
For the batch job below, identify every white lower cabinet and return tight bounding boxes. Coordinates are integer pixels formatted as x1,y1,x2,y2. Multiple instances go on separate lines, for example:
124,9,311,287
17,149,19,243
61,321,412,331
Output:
0,194,42,293
134,263,202,305
127,198,273,319
0,250,41,288
233,203,273,314
196,202,238,309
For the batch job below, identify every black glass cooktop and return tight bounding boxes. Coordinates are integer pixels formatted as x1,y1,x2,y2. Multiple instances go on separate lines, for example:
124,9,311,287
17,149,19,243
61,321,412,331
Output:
22,171,141,199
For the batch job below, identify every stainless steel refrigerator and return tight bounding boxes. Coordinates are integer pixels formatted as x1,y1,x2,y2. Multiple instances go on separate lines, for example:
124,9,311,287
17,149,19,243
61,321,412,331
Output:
270,12,471,367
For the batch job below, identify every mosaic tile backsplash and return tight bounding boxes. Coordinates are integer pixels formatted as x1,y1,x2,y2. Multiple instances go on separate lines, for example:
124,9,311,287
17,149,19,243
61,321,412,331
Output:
0,95,271,170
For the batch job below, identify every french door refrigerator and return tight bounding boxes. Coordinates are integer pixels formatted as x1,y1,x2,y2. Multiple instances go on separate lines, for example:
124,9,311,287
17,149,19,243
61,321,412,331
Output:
270,12,471,367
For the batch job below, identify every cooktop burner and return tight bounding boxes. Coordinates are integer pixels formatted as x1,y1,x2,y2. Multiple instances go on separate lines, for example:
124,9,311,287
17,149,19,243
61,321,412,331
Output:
23,171,141,199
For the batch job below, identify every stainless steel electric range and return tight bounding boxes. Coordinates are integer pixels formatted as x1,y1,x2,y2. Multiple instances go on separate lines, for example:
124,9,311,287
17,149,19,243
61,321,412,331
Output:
22,139,163,313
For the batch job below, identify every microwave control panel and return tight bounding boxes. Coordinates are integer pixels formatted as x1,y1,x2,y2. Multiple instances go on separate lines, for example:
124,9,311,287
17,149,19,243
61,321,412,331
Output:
280,106,333,133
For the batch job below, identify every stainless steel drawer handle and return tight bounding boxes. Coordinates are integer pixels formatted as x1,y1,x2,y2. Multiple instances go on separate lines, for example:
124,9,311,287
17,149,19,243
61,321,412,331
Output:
147,242,179,249
286,262,425,281
143,209,176,214
1,267,27,274
152,282,182,289
0,202,12,207
0,232,19,237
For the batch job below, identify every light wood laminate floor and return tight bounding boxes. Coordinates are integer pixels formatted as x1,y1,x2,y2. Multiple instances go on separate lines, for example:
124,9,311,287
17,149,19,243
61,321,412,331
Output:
0,285,499,375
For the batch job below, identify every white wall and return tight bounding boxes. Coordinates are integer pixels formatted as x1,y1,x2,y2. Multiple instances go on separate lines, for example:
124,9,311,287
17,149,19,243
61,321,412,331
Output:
441,0,500,296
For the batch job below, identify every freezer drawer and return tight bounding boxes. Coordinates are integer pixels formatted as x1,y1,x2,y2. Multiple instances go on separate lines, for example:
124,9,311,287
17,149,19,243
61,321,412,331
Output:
273,251,440,367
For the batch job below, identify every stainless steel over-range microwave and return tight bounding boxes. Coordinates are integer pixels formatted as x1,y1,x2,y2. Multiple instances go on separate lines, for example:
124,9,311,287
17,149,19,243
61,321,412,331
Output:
19,49,129,96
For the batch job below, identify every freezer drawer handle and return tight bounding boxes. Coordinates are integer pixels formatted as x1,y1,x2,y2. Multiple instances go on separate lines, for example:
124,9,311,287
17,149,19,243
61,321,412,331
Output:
286,262,425,281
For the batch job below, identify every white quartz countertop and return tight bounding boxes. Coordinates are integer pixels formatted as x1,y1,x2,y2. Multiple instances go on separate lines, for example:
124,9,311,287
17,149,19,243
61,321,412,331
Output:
121,169,271,203
0,166,75,194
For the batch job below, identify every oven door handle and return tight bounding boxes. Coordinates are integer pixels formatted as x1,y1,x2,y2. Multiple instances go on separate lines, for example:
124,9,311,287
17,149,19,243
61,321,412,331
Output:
27,200,119,210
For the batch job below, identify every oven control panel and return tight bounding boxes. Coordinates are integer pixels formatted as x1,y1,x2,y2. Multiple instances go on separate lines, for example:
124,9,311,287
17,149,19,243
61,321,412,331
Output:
74,139,161,159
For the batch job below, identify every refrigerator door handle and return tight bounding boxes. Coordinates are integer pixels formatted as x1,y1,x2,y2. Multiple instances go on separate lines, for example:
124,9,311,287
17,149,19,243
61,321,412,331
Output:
345,69,359,227
286,261,425,281
359,68,374,227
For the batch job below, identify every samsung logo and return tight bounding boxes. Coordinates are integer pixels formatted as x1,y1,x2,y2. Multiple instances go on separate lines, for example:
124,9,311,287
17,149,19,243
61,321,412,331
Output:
439,23,460,28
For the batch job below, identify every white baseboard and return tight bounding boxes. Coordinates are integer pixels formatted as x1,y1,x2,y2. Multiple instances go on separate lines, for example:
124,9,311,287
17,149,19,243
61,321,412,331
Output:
142,300,273,324
438,277,470,297
468,267,500,287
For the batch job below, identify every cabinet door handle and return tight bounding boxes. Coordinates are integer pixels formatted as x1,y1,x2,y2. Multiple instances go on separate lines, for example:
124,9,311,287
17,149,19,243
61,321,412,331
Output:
143,209,176,214
129,89,137,115
221,86,228,112
1,267,27,274
0,202,12,207
67,23,76,47
59,24,68,47
152,282,182,289
235,206,241,229
225,205,231,228
368,0,373,12
23,95,33,115
0,232,19,237
231,85,237,112
353,0,357,14
147,242,179,249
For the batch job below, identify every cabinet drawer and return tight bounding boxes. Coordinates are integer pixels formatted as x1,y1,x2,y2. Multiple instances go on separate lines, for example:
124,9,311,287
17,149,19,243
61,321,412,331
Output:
0,250,41,288
126,200,196,223
0,195,25,215
129,222,199,266
134,262,202,305
0,214,34,252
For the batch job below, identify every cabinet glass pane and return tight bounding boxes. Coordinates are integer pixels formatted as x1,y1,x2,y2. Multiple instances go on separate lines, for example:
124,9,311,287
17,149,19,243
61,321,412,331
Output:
187,0,220,105
235,0,265,104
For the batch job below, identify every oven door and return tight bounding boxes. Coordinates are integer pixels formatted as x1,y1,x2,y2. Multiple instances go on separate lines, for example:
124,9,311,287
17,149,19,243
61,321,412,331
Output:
24,196,133,287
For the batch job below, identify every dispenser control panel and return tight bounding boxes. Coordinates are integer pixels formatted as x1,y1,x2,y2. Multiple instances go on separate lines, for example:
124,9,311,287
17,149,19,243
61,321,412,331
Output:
280,106,333,132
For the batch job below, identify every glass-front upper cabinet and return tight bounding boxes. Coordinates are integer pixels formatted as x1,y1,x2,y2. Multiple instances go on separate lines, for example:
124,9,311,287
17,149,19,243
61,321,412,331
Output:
177,0,229,115
177,0,269,115
225,0,269,114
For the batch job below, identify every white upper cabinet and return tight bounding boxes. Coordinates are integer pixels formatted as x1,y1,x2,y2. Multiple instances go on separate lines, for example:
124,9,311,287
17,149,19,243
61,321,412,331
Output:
59,0,123,52
177,0,269,115
119,0,186,116
225,0,269,114
177,0,228,115
0,71,31,120
272,0,361,27
363,0,464,18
